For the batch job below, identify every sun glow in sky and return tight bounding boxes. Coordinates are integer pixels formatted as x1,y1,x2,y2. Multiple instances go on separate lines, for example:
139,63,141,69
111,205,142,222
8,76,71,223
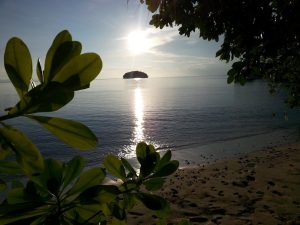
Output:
0,0,230,79
127,30,153,55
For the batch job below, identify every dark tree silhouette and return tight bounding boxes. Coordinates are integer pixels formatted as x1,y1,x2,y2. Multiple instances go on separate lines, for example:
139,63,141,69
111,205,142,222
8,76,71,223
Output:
141,0,300,107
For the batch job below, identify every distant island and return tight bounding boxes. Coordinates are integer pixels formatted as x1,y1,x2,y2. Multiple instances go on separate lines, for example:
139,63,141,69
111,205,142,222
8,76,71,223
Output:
123,71,148,79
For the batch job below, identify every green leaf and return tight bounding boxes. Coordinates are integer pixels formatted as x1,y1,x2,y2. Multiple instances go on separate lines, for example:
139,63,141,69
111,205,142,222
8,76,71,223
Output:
8,82,74,115
136,142,152,164
152,160,179,178
144,177,165,191
108,217,127,225
36,58,43,83
23,180,51,203
0,161,22,174
0,204,45,224
111,203,126,220
62,156,85,190
119,180,138,192
78,185,119,204
0,125,44,176
44,30,72,84
27,115,97,150
136,193,168,211
49,41,82,80
155,150,172,172
0,178,7,191
66,204,104,223
176,219,191,225
67,167,105,196
104,155,126,181
0,135,13,160
53,53,102,91
7,188,26,204
122,193,137,210
153,204,171,220
4,37,32,98
11,179,24,189
121,158,137,178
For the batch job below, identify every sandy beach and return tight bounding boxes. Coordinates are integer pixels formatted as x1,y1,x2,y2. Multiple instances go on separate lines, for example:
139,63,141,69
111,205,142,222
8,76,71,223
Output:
128,142,300,225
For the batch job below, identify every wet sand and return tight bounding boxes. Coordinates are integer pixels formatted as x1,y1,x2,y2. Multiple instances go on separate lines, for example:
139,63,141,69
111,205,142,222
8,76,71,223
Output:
128,143,300,225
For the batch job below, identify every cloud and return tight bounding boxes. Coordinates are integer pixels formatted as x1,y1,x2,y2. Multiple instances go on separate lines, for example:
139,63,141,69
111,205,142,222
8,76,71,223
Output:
118,26,179,55
114,26,227,76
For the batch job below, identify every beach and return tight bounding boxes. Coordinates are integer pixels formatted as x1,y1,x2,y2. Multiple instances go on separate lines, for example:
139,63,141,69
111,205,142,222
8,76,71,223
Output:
128,142,300,225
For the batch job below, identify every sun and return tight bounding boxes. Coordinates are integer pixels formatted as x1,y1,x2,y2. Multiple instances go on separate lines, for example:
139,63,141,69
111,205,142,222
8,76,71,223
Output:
127,30,152,55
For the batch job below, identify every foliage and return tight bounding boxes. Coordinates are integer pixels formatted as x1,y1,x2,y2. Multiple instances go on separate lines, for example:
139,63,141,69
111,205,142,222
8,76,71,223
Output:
0,30,101,178
0,31,181,224
140,0,300,107
0,143,178,224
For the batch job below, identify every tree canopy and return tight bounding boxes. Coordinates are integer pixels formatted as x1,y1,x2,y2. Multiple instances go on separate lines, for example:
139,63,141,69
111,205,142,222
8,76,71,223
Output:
141,0,300,107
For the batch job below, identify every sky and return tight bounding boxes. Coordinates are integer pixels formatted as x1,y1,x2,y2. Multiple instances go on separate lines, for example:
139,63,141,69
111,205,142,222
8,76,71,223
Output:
0,0,230,80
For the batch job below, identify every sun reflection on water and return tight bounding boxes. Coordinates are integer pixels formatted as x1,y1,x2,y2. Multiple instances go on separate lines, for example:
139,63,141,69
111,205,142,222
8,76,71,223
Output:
121,84,145,158
133,87,144,143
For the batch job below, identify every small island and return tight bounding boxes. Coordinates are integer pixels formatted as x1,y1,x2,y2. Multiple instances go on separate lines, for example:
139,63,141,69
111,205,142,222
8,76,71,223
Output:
123,71,148,79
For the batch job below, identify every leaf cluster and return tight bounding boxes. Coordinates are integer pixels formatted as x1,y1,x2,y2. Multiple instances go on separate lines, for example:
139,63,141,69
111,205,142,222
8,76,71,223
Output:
0,143,179,225
141,0,300,107
0,31,182,224
0,30,101,178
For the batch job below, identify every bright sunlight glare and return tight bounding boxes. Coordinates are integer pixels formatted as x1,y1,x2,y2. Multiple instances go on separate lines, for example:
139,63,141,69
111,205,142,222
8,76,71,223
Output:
127,30,152,55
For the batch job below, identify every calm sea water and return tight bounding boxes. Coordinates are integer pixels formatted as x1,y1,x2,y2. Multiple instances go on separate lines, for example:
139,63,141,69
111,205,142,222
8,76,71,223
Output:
1,76,299,166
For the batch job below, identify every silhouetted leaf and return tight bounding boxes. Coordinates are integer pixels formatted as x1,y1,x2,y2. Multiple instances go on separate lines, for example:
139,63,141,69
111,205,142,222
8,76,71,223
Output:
152,160,179,177
0,179,7,191
8,82,74,115
44,30,72,84
0,124,44,176
144,177,165,191
62,156,85,189
4,37,32,98
11,179,24,189
227,69,235,84
7,188,26,204
67,167,105,196
136,143,159,177
0,161,22,174
27,115,97,150
0,204,45,224
78,185,119,204
53,53,102,91
137,193,168,211
0,135,13,160
104,155,126,181
121,158,137,178
43,158,63,195
36,58,43,83
145,0,161,12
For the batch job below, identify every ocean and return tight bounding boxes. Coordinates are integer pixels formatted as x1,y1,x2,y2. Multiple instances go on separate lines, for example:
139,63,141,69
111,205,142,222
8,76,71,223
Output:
1,76,299,166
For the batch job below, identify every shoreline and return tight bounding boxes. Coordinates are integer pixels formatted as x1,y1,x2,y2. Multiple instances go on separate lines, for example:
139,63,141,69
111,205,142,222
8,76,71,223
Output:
128,141,300,225
172,127,300,167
